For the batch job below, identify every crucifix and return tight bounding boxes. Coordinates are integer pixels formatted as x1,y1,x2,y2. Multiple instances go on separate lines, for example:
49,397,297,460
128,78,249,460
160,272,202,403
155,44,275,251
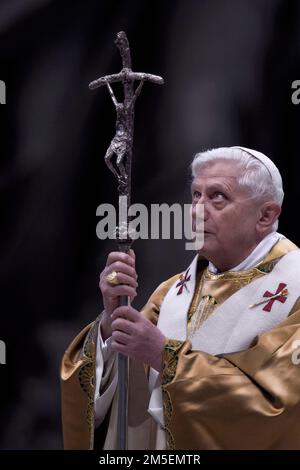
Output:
89,31,163,196
89,31,164,449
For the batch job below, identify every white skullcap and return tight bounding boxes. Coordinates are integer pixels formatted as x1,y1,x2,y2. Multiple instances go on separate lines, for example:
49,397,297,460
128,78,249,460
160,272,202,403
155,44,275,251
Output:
231,146,283,200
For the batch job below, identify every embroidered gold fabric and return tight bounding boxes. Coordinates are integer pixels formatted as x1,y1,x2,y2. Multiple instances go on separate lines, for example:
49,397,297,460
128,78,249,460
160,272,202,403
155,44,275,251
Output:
162,339,185,449
78,318,99,449
162,339,184,386
162,388,175,450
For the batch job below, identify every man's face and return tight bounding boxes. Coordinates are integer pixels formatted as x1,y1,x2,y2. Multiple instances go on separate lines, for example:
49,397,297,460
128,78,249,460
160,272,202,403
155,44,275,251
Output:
191,160,262,270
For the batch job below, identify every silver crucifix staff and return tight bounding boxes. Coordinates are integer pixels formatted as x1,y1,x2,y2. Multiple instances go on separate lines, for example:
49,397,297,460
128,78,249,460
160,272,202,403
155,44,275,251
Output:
89,31,164,450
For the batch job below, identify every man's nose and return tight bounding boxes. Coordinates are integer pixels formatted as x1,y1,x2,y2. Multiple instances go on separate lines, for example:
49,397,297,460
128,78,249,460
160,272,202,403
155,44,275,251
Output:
192,202,209,228
193,198,209,221
203,202,209,221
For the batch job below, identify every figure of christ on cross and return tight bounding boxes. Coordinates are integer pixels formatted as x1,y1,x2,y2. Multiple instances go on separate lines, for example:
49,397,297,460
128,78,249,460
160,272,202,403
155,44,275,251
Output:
89,31,164,189
104,79,144,184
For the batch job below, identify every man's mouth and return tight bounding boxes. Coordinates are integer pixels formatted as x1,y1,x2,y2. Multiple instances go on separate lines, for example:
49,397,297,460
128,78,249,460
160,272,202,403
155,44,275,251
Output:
192,226,213,235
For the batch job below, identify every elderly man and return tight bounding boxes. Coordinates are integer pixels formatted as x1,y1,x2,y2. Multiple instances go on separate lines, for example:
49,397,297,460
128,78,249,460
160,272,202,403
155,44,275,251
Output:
61,146,300,450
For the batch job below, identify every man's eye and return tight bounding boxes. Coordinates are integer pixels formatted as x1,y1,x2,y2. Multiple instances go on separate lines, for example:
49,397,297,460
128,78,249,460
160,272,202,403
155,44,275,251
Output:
212,192,226,201
193,191,201,198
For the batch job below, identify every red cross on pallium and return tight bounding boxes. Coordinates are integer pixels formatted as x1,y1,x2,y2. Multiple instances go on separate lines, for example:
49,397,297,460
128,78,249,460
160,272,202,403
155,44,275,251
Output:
262,282,288,312
176,268,191,295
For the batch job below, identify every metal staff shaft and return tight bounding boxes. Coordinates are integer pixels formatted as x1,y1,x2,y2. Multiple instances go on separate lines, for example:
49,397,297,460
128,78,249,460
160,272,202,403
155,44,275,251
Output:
115,211,133,450
117,243,131,450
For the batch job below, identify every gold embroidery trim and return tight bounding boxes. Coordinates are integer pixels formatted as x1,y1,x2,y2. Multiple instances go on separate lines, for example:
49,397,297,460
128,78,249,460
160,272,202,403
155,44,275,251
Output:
162,388,175,450
78,318,99,449
189,295,218,337
187,269,218,336
162,339,184,450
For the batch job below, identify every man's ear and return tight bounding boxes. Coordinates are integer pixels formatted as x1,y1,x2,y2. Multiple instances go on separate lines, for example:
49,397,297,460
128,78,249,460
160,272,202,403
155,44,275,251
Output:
257,201,281,232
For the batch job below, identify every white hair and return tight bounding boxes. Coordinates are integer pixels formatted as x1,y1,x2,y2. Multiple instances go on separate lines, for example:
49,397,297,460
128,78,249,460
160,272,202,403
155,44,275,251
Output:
191,147,284,231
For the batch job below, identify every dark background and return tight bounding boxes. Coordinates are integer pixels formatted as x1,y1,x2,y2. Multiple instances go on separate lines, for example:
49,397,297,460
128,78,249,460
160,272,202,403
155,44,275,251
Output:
0,0,300,449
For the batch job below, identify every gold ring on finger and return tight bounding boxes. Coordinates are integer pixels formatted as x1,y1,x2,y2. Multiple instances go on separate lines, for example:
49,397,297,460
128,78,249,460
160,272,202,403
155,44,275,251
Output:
106,270,120,286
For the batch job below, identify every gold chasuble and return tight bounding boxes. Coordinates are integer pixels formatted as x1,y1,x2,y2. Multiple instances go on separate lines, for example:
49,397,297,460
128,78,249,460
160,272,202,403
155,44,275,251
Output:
61,238,300,449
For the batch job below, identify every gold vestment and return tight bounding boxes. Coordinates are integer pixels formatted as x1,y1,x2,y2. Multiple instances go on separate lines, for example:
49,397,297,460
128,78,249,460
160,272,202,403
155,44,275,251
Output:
61,238,300,449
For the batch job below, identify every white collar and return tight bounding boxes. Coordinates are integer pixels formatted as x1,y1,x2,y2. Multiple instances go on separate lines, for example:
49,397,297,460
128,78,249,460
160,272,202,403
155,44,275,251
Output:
208,232,285,274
